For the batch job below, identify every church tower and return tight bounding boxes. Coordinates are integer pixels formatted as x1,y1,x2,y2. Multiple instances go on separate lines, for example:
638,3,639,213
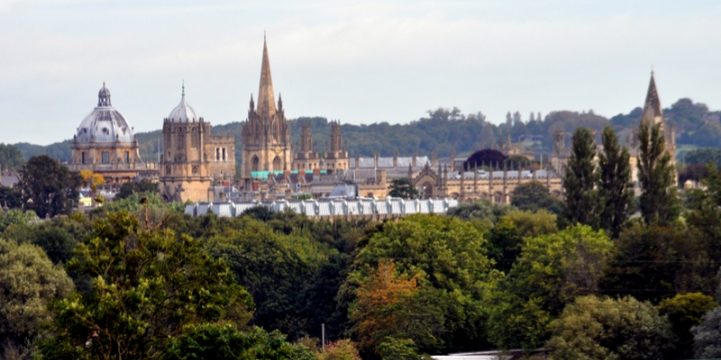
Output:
640,72,676,165
323,120,349,174
241,36,292,181
294,121,320,172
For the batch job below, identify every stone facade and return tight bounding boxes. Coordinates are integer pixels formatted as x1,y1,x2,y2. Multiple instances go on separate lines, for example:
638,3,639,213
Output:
160,87,235,202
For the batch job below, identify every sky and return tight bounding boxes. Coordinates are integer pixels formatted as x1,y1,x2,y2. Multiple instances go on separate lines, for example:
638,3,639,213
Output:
1,0,721,145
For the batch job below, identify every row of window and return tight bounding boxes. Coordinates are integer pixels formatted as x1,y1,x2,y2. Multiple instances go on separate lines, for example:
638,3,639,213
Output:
81,151,131,164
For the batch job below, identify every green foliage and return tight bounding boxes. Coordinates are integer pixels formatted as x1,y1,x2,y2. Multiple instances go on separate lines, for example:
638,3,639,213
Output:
602,222,711,302
658,292,717,359
510,181,562,214
487,209,557,272
692,306,721,359
685,148,721,167
0,185,22,209
18,155,82,218
346,215,494,353
165,323,315,360
317,339,362,360
115,179,159,200
0,209,38,233
0,239,73,351
546,295,673,360
597,126,633,238
446,199,509,223
377,337,419,360
0,143,24,170
206,216,334,339
3,213,90,264
562,128,598,227
388,178,418,199
41,211,254,359
637,121,679,225
488,225,613,349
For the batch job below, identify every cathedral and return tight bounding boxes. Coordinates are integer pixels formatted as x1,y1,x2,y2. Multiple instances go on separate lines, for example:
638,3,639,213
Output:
241,37,349,186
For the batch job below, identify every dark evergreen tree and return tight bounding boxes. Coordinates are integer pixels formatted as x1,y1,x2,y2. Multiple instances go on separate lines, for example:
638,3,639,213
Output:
597,127,633,238
562,128,597,226
637,122,678,225
18,156,81,218
388,178,419,199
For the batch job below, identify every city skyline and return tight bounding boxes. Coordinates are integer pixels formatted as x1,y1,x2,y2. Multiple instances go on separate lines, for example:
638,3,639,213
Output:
2,0,721,144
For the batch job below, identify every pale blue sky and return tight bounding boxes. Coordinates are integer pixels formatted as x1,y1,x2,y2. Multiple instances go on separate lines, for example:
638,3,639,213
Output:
1,0,720,144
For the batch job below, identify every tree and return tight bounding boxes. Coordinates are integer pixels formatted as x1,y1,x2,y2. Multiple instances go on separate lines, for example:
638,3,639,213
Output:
0,209,38,234
597,126,633,238
562,128,598,226
546,296,673,360
345,215,494,353
18,156,82,218
0,143,24,171
40,211,254,359
692,306,721,359
377,337,419,360
510,181,562,214
164,323,314,360
602,222,710,302
116,179,159,200
487,209,557,272
487,225,613,349
0,239,73,357
658,292,717,359
388,178,418,199
637,121,678,225
0,185,22,209
316,339,361,360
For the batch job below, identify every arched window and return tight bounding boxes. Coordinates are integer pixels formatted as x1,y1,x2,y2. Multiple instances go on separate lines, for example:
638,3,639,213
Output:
272,156,281,171
251,155,260,171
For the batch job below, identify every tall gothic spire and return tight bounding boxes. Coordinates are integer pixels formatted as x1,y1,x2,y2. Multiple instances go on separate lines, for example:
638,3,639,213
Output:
642,71,663,124
256,34,276,118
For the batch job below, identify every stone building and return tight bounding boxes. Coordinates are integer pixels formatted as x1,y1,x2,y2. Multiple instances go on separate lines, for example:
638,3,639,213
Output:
70,83,149,185
159,86,235,202
322,121,349,173
241,37,293,181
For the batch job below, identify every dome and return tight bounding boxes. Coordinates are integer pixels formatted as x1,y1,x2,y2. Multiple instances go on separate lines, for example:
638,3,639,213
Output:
166,86,201,122
74,83,134,144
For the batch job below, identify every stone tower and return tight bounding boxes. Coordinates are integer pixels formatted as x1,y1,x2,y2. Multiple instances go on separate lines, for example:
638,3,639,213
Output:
294,121,320,172
160,85,235,202
241,36,292,181
323,120,349,174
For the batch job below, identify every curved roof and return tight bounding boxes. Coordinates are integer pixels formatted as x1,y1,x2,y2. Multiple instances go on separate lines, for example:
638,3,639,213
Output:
166,86,202,122
462,149,507,171
75,83,134,144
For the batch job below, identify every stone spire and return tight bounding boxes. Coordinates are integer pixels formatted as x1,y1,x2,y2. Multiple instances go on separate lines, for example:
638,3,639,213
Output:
300,121,313,153
330,121,342,152
641,71,663,126
256,34,276,118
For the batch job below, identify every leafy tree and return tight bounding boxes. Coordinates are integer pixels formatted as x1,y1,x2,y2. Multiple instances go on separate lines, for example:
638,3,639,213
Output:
692,306,721,359
546,295,673,360
0,209,38,234
488,225,613,349
345,215,494,353
40,211,254,359
377,337,419,360
116,179,159,200
0,239,73,356
602,222,710,302
316,339,362,360
3,213,89,264
510,181,562,214
637,121,678,225
658,292,717,359
388,178,418,199
487,209,557,272
562,127,598,226
0,185,22,209
164,323,314,360
597,126,633,238
18,156,82,218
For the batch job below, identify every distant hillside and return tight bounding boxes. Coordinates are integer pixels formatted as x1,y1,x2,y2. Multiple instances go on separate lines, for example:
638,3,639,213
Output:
13,98,721,164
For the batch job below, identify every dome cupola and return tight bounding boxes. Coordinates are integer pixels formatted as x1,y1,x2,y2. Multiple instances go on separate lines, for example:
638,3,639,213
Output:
74,82,134,144
166,83,202,122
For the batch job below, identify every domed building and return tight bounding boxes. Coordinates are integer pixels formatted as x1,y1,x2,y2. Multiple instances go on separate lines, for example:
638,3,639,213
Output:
69,83,143,185
159,85,235,202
